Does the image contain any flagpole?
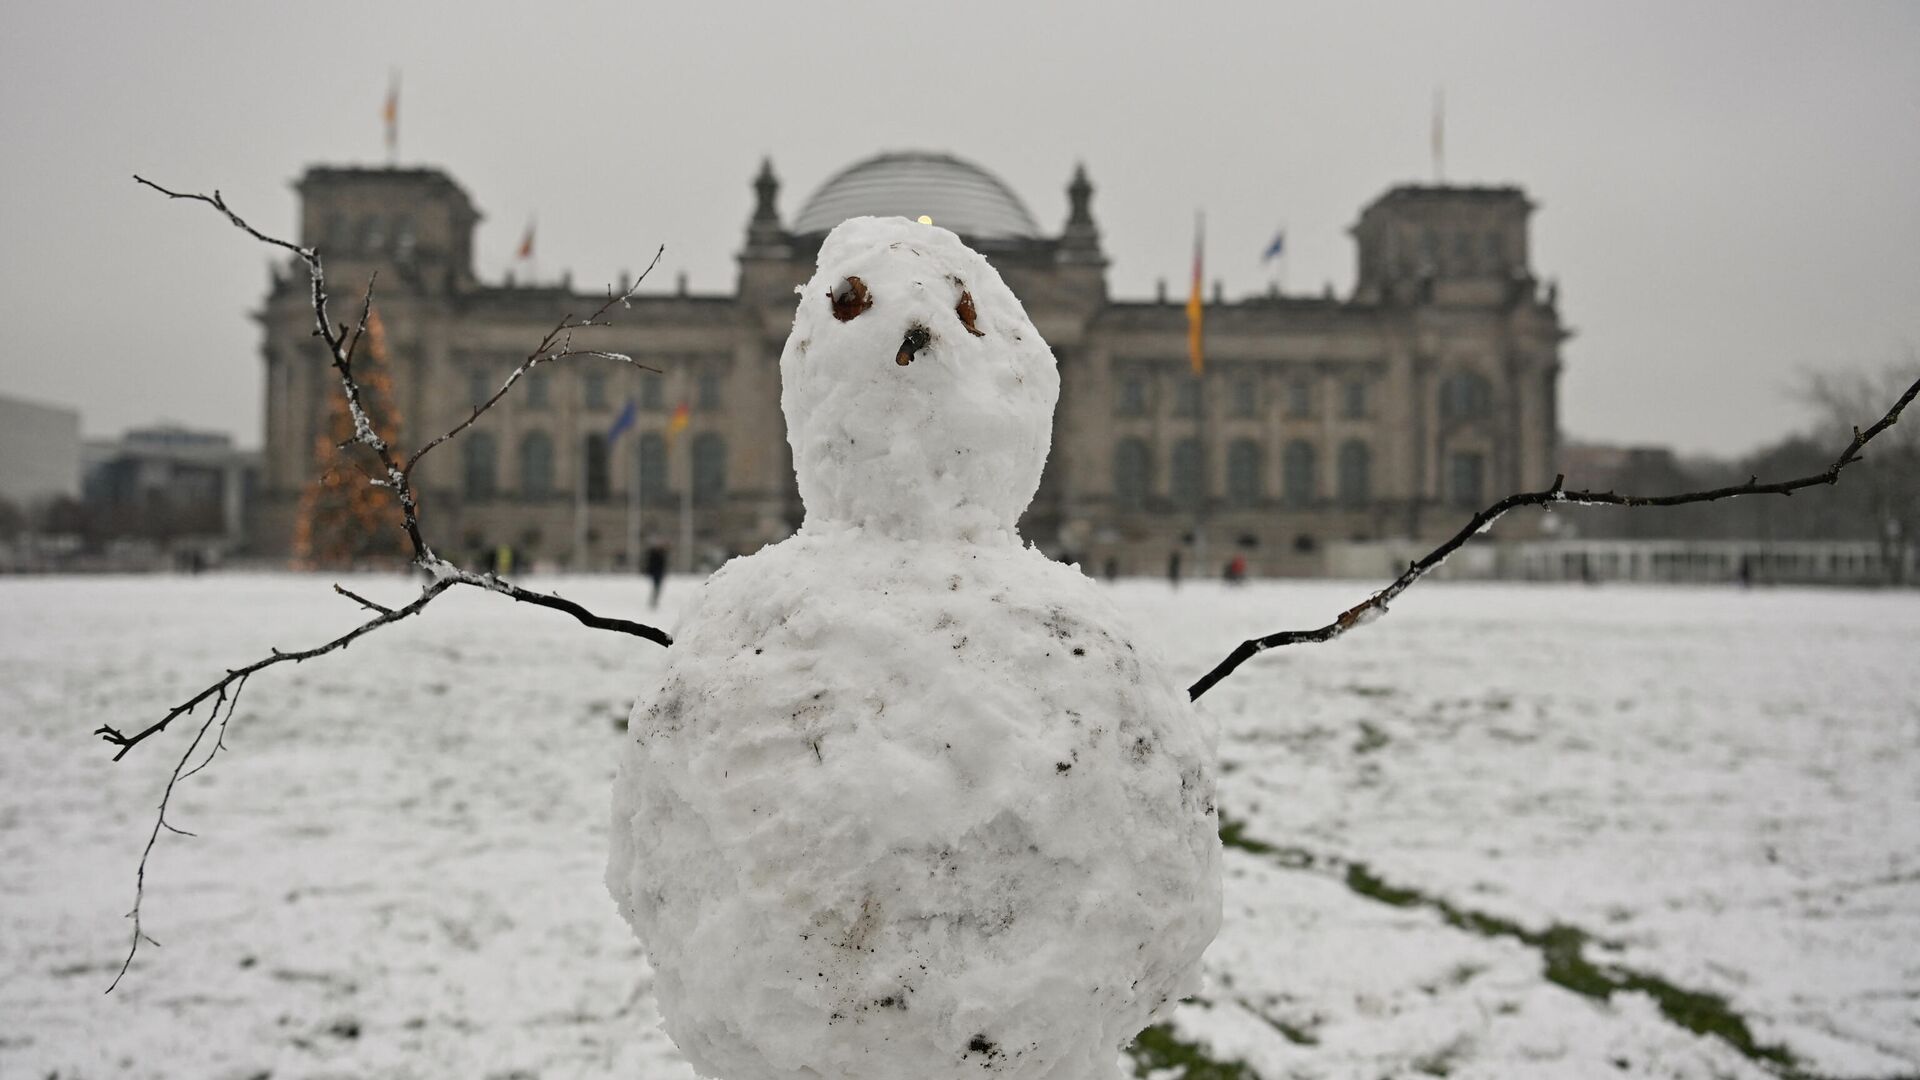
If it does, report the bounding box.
[1279,220,1288,294]
[574,440,588,571]
[628,437,642,572]
[680,452,694,575]
[1191,210,1209,581]
[383,72,399,166]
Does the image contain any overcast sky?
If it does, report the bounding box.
[2,1,1915,457]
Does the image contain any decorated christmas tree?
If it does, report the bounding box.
[293,308,410,568]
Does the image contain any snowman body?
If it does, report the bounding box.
[608,217,1221,1080]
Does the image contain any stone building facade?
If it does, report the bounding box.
[255,153,1566,574]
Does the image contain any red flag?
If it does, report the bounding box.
[516,220,535,261]
[382,74,399,158]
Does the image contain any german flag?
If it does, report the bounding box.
[1186,212,1205,376]
[667,401,691,445]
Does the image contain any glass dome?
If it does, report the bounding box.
[791,151,1041,240]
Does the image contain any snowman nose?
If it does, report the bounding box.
[895,324,931,367]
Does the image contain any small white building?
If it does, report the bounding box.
[84,425,259,546]
[0,394,82,510]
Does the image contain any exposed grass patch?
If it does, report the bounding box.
[1221,814,1802,1074]
[1217,815,1313,870]
[1250,1008,1320,1047]
[1127,1022,1256,1080]
[1352,721,1391,755]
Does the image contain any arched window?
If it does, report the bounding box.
[1226,439,1262,508]
[1439,372,1493,421]
[637,433,668,505]
[519,432,554,499]
[692,432,727,505]
[1282,440,1316,507]
[584,434,611,502]
[1171,438,1204,509]
[1113,438,1151,509]
[463,431,497,500]
[1337,440,1371,506]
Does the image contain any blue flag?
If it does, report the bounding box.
[1262,229,1286,263]
[607,398,637,444]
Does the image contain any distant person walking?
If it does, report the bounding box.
[645,542,670,610]
[1167,550,1182,590]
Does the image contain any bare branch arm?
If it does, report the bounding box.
[99,177,678,990]
[1187,372,1920,702]
[432,564,674,647]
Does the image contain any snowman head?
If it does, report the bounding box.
[781,216,1060,542]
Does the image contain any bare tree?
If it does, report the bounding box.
[1804,354,1920,584]
[97,175,1920,992]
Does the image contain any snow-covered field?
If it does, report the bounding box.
[2,574,1916,1079]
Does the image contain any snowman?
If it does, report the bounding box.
[607,216,1222,1080]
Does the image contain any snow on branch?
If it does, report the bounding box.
[97,177,675,991]
[1187,371,1920,702]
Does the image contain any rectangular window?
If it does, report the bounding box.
[1286,378,1313,419]
[640,374,665,411]
[698,371,722,409]
[1115,376,1148,417]
[1448,452,1485,507]
[584,372,608,410]
[468,368,492,407]
[1342,380,1366,419]
[1173,379,1202,418]
[1231,378,1257,418]
[525,371,550,409]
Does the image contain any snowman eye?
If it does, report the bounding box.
[955,290,985,337]
[829,276,872,322]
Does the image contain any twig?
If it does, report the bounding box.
[178,672,249,784]
[96,581,453,759]
[106,670,253,993]
[1187,372,1920,701]
[405,245,666,474]
[332,583,395,616]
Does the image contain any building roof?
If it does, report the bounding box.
[1361,183,1535,214]
[791,151,1042,240]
